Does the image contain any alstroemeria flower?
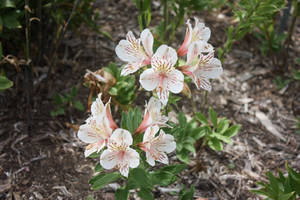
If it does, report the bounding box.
[115,29,153,76]
[100,129,140,177]
[177,17,211,56]
[139,126,176,166]
[181,42,223,91]
[78,115,113,157]
[135,97,169,134]
[90,93,118,130]
[139,45,184,105]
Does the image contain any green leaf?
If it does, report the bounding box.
[53,93,64,105]
[209,107,218,128]
[85,195,94,200]
[176,149,190,164]
[129,168,153,189]
[50,107,65,117]
[71,86,78,97]
[213,133,233,144]
[0,0,16,8]
[88,152,101,159]
[208,138,223,151]
[195,112,208,125]
[109,87,118,96]
[0,75,13,90]
[137,188,154,200]
[74,100,84,111]
[121,108,142,133]
[178,112,187,126]
[178,186,195,200]
[115,187,129,200]
[89,172,120,190]
[0,42,2,59]
[191,127,206,140]
[184,142,196,153]
[94,163,103,173]
[217,118,230,134]
[150,171,177,186]
[158,164,187,175]
[2,12,21,29]
[223,125,241,138]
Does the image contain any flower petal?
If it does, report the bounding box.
[100,149,119,169]
[199,58,223,79]
[119,163,130,177]
[152,45,178,67]
[126,148,140,168]
[115,39,140,63]
[143,125,159,143]
[193,76,212,91]
[187,42,200,65]
[140,68,159,91]
[193,17,211,42]
[109,128,133,147]
[146,152,155,166]
[141,28,153,57]
[166,69,184,94]
[156,86,169,106]
[78,123,100,143]
[121,63,142,76]
[91,93,105,116]
[177,19,193,56]
[84,141,105,157]
[157,130,176,153]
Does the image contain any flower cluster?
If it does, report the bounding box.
[78,94,176,177]
[116,17,223,105]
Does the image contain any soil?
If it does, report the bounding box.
[1,0,300,200]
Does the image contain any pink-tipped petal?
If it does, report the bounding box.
[153,45,178,67]
[177,19,193,56]
[187,42,200,65]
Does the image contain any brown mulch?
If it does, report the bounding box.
[1,0,300,199]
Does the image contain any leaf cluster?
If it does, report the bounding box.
[104,63,136,108]
[51,86,84,116]
[252,163,300,200]
[166,107,241,164]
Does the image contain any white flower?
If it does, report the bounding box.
[100,129,140,177]
[135,97,169,133]
[78,115,112,157]
[115,29,153,76]
[139,126,176,166]
[90,93,118,130]
[139,45,184,105]
[177,17,211,56]
[181,42,223,91]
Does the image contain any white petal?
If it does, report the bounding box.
[166,69,184,94]
[196,41,214,53]
[146,152,155,166]
[119,163,129,177]
[121,63,142,76]
[95,115,112,139]
[187,42,200,65]
[139,68,159,91]
[141,29,153,57]
[91,93,105,116]
[100,149,119,169]
[156,86,169,106]
[109,128,133,147]
[160,131,176,153]
[152,45,178,67]
[194,18,211,42]
[84,142,105,157]
[143,125,159,143]
[156,152,169,164]
[78,123,99,143]
[194,76,212,91]
[115,40,139,63]
[199,58,223,79]
[147,97,161,116]
[125,148,140,168]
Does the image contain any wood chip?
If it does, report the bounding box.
[255,111,286,141]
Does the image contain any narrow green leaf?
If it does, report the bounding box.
[184,142,196,153]
[213,133,233,145]
[208,138,223,151]
[137,188,154,200]
[195,112,208,125]
[150,171,177,186]
[94,163,103,173]
[2,12,21,29]
[0,0,16,8]
[223,125,241,138]
[74,100,84,111]
[129,168,153,189]
[217,118,230,134]
[209,107,218,128]
[115,187,129,200]
[0,75,13,90]
[90,172,120,190]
